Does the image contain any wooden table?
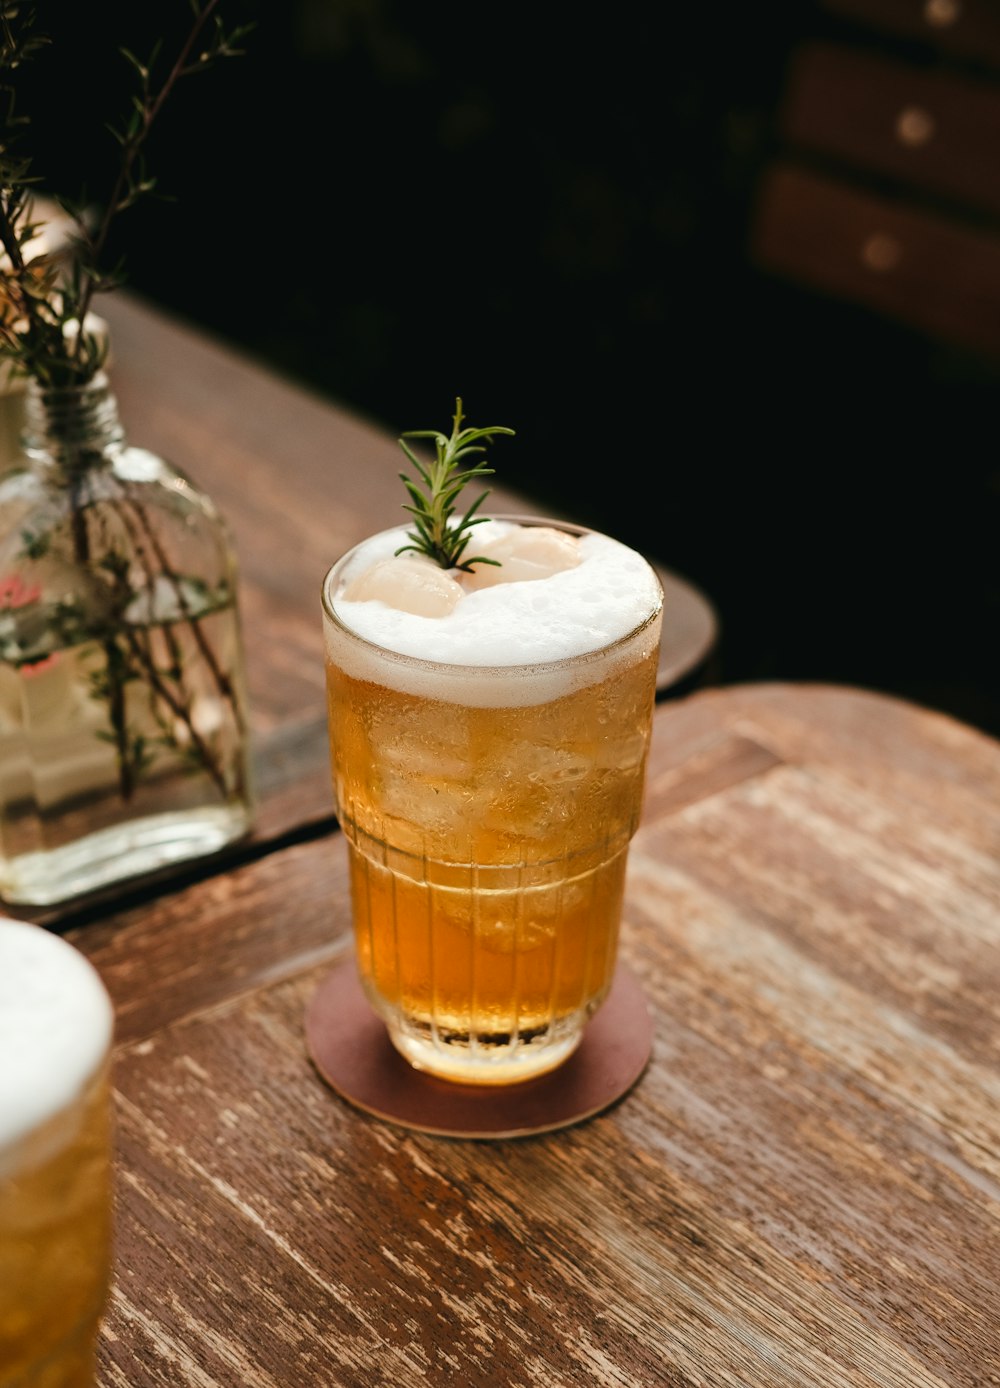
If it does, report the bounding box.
[9,295,1000,1385]
[67,680,1000,1387]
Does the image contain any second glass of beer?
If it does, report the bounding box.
[322,516,663,1085]
[0,916,115,1387]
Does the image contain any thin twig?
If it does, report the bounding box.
[121,484,246,736]
[119,624,228,799]
[74,1,224,338]
[105,488,235,799]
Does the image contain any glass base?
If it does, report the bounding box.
[385,1011,588,1086]
[0,803,251,906]
[308,959,654,1135]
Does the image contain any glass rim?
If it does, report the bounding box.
[321,513,664,678]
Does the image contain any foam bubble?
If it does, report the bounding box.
[329,520,661,665]
[0,917,113,1155]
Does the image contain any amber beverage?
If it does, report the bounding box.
[0,917,114,1386]
[322,517,662,1084]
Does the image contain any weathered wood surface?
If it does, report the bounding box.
[71,682,1000,1387]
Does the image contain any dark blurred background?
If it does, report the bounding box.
[22,0,1000,735]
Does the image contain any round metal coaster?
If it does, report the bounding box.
[304,959,654,1140]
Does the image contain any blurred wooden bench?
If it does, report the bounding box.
[752,0,1000,357]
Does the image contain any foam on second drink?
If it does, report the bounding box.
[0,917,113,1171]
[327,520,662,705]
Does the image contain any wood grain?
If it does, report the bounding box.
[68,682,1000,1387]
[781,42,1000,219]
[752,162,1000,358]
[819,0,1000,72]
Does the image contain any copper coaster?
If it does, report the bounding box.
[305,959,654,1140]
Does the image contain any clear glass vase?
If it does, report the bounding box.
[0,370,253,905]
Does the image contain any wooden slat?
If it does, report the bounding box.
[649,681,1000,809]
[781,42,1000,219]
[751,161,1000,356]
[820,0,1000,71]
[65,682,1000,1386]
[68,834,353,1047]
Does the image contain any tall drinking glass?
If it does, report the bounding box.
[322,516,662,1085]
[0,916,114,1386]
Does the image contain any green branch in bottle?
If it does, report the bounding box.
[0,1,253,386]
[395,397,515,571]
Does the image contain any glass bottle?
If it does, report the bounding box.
[0,368,253,904]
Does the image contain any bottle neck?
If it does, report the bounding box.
[22,372,126,478]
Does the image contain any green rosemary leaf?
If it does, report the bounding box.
[397,444,434,487]
[399,478,430,510]
[394,398,514,570]
[455,490,491,526]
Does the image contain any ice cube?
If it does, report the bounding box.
[474,910,556,954]
[461,526,581,590]
[343,554,464,617]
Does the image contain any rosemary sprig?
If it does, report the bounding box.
[396,397,515,571]
[0,1,253,387]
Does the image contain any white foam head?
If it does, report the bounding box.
[0,917,114,1155]
[323,518,663,705]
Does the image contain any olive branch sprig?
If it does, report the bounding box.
[395,397,515,571]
